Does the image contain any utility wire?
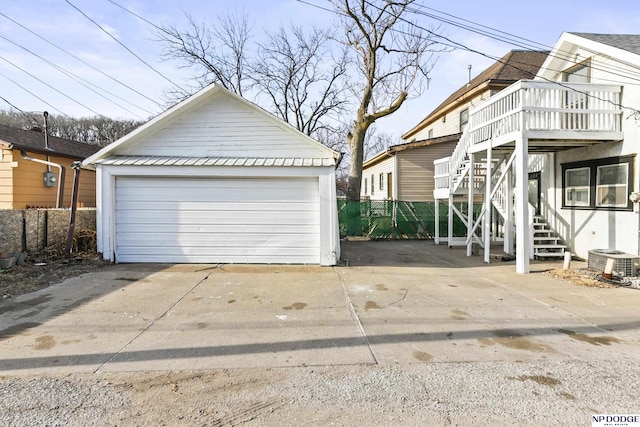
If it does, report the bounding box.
[0,12,164,110]
[64,0,182,90]
[0,94,44,127]
[407,2,640,82]
[361,0,640,114]
[0,55,102,116]
[297,0,639,115]
[0,32,149,119]
[0,69,70,117]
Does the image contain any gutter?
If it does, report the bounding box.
[20,150,66,208]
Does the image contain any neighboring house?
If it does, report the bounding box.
[82,84,341,266]
[0,124,99,209]
[361,50,548,202]
[434,32,640,273]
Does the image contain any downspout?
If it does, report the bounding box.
[20,151,65,208]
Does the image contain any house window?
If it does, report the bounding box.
[596,163,629,207]
[428,129,434,139]
[364,178,368,196]
[460,108,469,132]
[562,156,634,210]
[371,174,374,195]
[564,167,590,207]
[379,173,384,190]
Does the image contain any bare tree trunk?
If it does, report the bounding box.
[346,122,367,200]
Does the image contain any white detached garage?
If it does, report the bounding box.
[82,84,341,265]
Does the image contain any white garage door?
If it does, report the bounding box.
[114,177,320,263]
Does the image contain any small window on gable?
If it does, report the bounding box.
[562,59,591,83]
[428,129,434,139]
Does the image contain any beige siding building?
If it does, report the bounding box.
[0,125,99,209]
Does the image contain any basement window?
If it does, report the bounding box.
[562,155,634,210]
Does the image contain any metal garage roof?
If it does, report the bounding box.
[95,155,336,167]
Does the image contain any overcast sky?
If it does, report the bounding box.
[1,0,639,140]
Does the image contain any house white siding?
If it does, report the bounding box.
[536,34,640,259]
[361,156,394,200]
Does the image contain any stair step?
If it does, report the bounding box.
[533,237,560,242]
[534,244,567,250]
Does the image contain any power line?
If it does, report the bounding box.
[407,2,640,82]
[64,0,182,90]
[361,0,640,114]
[0,12,165,110]
[0,55,102,116]
[0,31,150,119]
[0,94,44,127]
[0,69,70,117]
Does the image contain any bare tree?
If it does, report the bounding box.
[157,13,349,138]
[331,0,438,200]
[156,10,252,99]
[251,25,349,136]
[0,109,142,145]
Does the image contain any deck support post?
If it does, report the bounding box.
[435,197,440,245]
[447,194,453,247]
[515,135,530,273]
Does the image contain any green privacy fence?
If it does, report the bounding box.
[337,200,481,240]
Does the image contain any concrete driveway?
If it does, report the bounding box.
[1,241,639,375]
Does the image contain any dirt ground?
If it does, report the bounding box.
[0,252,111,299]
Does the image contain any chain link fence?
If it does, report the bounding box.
[338,200,481,240]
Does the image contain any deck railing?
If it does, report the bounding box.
[434,80,623,197]
[468,80,622,146]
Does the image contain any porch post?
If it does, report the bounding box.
[467,152,474,256]
[504,160,514,255]
[515,136,530,273]
[483,146,492,263]
[434,197,440,245]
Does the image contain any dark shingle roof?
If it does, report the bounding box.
[0,124,100,158]
[403,50,549,139]
[569,33,640,56]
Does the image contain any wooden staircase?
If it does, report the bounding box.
[532,216,567,258]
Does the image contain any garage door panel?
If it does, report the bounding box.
[116,201,319,212]
[117,232,320,247]
[116,223,319,234]
[115,177,320,264]
[115,211,319,226]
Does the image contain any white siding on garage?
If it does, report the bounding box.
[114,176,320,264]
[117,92,329,159]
